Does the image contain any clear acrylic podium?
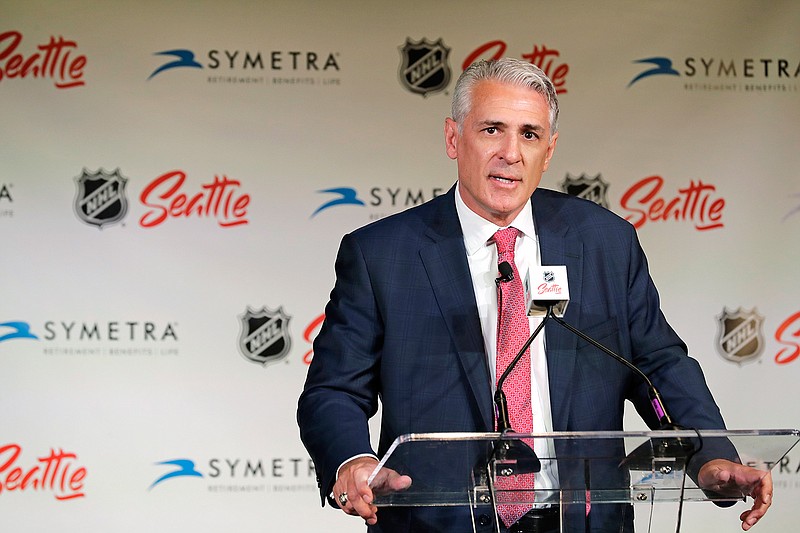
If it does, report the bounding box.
[368,429,799,532]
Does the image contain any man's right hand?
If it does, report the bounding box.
[333,456,412,526]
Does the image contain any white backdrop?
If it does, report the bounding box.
[1,1,798,531]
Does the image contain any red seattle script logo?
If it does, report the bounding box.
[620,175,725,231]
[775,311,800,365]
[462,40,568,94]
[0,444,87,500]
[537,283,562,296]
[0,31,86,89]
[139,171,250,228]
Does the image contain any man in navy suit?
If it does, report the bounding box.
[297,58,772,532]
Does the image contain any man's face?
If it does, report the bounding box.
[445,80,558,227]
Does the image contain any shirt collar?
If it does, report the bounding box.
[455,182,536,256]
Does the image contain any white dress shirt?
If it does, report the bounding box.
[455,183,559,493]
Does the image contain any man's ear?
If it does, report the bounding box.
[542,131,558,171]
[444,118,459,160]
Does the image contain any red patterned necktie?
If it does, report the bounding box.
[493,227,535,527]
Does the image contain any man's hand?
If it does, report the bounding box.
[333,457,412,526]
[698,459,773,531]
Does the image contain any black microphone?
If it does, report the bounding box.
[544,310,696,465]
[497,261,514,283]
[495,316,549,435]
[490,289,547,476]
[548,312,675,429]
[509,265,680,433]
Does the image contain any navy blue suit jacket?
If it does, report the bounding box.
[298,186,726,532]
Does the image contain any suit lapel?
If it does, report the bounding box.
[532,191,583,431]
[419,189,494,430]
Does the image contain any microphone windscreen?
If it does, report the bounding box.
[498,261,514,282]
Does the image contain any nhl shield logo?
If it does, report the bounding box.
[715,307,765,364]
[559,173,610,208]
[238,306,292,366]
[398,38,451,96]
[74,168,129,228]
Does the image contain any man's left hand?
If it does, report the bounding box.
[698,459,773,531]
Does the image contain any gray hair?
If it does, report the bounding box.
[451,58,560,136]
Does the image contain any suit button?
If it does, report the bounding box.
[478,514,491,526]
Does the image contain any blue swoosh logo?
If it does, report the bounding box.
[148,50,203,80]
[628,57,680,87]
[149,459,203,490]
[0,322,39,343]
[311,187,365,218]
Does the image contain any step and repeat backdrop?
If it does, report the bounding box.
[1,1,798,531]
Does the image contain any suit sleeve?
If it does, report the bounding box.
[622,224,725,432]
[297,232,383,504]
[621,224,739,493]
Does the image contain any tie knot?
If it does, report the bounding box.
[493,227,519,255]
